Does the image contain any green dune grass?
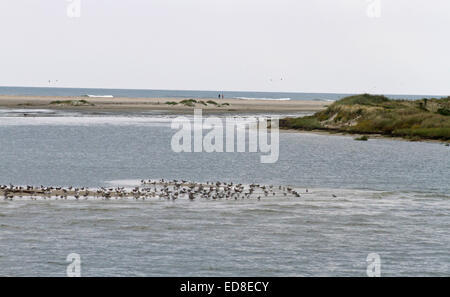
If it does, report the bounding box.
[280,94,450,141]
[49,100,94,106]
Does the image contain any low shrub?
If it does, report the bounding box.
[354,135,369,141]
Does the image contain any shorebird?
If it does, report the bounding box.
[0,180,313,201]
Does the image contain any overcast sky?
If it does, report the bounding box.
[0,0,449,95]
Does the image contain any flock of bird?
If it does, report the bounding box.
[0,179,307,201]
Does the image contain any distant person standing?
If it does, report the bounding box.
[218,94,221,99]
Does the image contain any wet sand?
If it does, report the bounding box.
[0,95,328,113]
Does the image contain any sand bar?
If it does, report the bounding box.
[0,179,302,200]
[0,95,328,113]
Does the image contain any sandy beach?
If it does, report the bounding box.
[0,95,328,113]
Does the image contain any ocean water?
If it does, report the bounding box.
[0,86,443,101]
[0,109,449,276]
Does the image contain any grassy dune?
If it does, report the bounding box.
[280,94,450,141]
[49,99,94,106]
[165,99,230,107]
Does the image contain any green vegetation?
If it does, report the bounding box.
[50,100,94,106]
[354,135,369,141]
[164,99,230,108]
[280,94,450,141]
[180,99,198,107]
[334,94,390,106]
[206,100,219,106]
[437,108,450,116]
[280,116,322,130]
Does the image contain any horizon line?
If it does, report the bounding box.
[0,85,448,98]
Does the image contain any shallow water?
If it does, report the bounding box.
[1,190,449,277]
[0,110,448,193]
[0,111,449,276]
